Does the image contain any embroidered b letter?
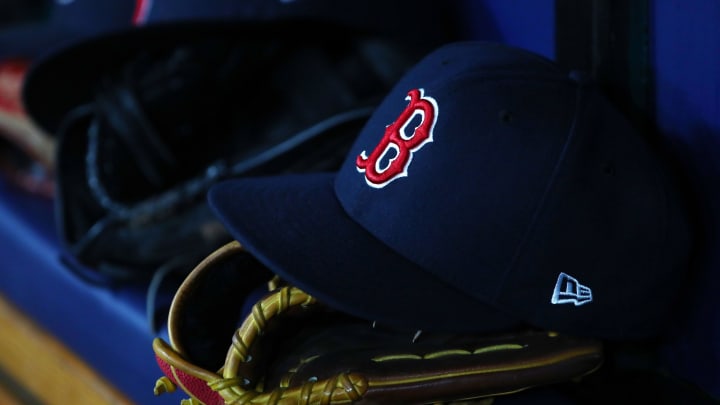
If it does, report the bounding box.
[356,88,438,188]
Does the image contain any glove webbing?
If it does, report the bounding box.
[157,285,370,405]
[155,284,601,405]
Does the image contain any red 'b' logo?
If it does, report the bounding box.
[356,88,438,188]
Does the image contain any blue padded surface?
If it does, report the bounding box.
[0,178,180,404]
[456,0,555,59]
[652,0,720,398]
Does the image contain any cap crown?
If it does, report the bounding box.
[335,41,691,338]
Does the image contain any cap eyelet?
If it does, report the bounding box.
[499,110,513,124]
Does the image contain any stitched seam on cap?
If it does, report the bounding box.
[495,81,587,301]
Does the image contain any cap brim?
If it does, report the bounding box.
[208,173,521,333]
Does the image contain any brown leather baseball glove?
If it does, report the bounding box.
[152,241,604,404]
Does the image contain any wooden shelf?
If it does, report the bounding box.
[0,293,134,405]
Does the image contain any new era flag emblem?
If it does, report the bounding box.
[551,273,592,306]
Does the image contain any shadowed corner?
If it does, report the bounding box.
[0,0,51,29]
[654,118,720,400]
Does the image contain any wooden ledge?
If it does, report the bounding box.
[0,293,134,405]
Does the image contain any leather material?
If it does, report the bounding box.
[153,241,604,405]
[42,21,421,280]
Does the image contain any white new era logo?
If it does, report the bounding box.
[551,273,593,306]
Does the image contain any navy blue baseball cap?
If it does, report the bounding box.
[208,41,694,340]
